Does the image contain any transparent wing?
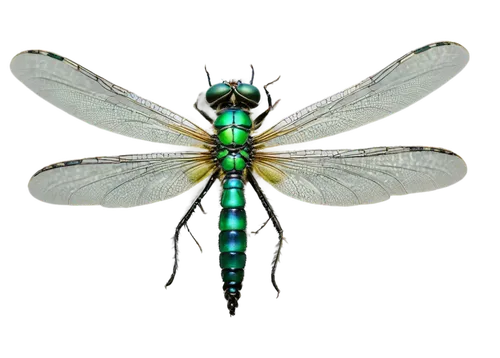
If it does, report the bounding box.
[254,42,469,148]
[253,147,466,206]
[11,50,213,147]
[29,152,215,208]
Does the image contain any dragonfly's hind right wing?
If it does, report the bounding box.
[29,151,215,208]
[253,146,466,206]
[11,50,213,147]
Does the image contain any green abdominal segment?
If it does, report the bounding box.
[215,108,252,315]
[218,177,247,308]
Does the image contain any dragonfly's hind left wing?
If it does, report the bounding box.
[11,50,213,147]
[254,42,468,148]
[253,147,466,206]
[29,152,215,208]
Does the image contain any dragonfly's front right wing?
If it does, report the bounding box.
[253,147,466,206]
[29,152,215,208]
[254,42,468,148]
[11,50,213,147]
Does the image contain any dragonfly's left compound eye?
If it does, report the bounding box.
[236,84,260,104]
[206,83,231,105]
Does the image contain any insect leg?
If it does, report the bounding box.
[163,229,182,288]
[246,170,284,297]
[252,217,270,239]
[254,92,283,130]
[163,179,214,288]
[184,180,214,255]
[194,101,215,123]
[184,223,205,256]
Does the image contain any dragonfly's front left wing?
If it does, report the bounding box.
[253,147,466,206]
[29,152,215,208]
[254,42,468,148]
[11,50,213,147]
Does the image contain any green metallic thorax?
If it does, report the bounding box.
[214,108,253,302]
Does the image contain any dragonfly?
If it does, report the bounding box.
[11,41,468,316]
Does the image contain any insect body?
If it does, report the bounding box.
[11,41,469,315]
[191,77,273,313]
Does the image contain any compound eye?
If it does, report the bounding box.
[206,83,231,104]
[236,83,261,103]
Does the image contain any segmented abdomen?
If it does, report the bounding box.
[219,175,247,315]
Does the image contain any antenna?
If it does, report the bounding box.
[201,64,214,88]
[248,64,258,85]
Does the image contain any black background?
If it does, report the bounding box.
[0,29,478,320]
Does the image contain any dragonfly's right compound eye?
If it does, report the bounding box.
[206,83,231,106]
[235,83,260,108]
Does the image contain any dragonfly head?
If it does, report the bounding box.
[205,78,262,109]
[205,80,261,112]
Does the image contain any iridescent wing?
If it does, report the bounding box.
[253,147,466,206]
[29,152,215,208]
[11,50,213,147]
[254,42,468,148]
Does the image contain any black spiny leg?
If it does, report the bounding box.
[251,217,270,239]
[163,179,214,288]
[163,229,182,288]
[247,171,284,297]
[254,96,282,131]
[184,223,205,256]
